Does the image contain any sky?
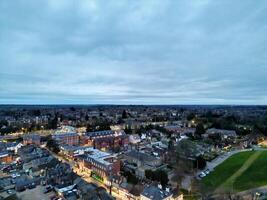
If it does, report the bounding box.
[0,0,267,105]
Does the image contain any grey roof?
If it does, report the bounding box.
[52,132,79,139]
[141,186,172,200]
[125,150,159,162]
[23,134,40,140]
[206,128,237,136]
[86,130,114,138]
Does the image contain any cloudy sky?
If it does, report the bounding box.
[0,0,267,105]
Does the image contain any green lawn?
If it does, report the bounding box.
[202,151,255,190]
[202,150,267,192]
[234,151,267,191]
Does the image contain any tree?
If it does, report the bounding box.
[195,123,205,136]
[122,110,127,119]
[48,114,58,129]
[187,113,195,121]
[70,107,76,112]
[33,109,41,116]
[46,136,60,154]
[145,170,154,180]
[124,127,132,134]
[124,171,138,184]
[156,170,169,187]
[168,139,174,150]
[145,170,169,188]
[194,156,206,170]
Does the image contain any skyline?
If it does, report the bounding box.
[1,0,267,105]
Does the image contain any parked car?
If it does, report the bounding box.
[7,189,13,194]
[204,169,210,175]
[28,183,36,189]
[199,172,206,178]
[44,185,53,193]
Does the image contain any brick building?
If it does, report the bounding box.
[52,132,79,146]
[23,134,41,146]
[81,130,129,151]
[77,147,121,185]
[0,151,14,163]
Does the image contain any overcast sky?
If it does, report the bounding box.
[0,0,267,105]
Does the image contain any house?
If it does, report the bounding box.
[0,141,23,153]
[123,150,163,178]
[205,128,237,140]
[76,147,121,185]
[113,182,143,200]
[74,177,114,200]
[124,150,162,168]
[52,132,80,146]
[0,151,14,163]
[140,185,172,200]
[93,134,129,152]
[18,145,49,163]
[129,134,141,144]
[23,134,41,146]
[82,130,126,144]
[46,163,76,186]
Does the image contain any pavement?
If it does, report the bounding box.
[236,186,267,200]
[200,147,267,199]
[203,146,267,175]
[45,148,123,199]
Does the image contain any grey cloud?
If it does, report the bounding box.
[0,0,267,104]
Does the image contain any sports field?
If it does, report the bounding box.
[202,150,267,192]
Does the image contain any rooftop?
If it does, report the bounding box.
[79,147,116,167]
[141,186,172,200]
[125,150,160,163]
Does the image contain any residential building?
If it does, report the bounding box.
[140,185,172,200]
[81,130,128,151]
[23,134,41,146]
[0,151,14,163]
[52,132,79,146]
[77,147,121,185]
[205,128,237,139]
[129,134,141,144]
[123,150,163,178]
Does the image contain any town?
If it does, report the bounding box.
[0,105,267,200]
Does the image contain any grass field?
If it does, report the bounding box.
[234,151,267,191]
[202,150,267,192]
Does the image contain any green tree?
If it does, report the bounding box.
[145,170,154,180]
[194,156,206,170]
[195,123,205,136]
[156,170,169,187]
[122,110,128,119]
[46,136,60,154]
[187,113,195,121]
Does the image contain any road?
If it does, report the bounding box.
[236,185,267,200]
[45,148,123,199]
[198,147,267,177]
